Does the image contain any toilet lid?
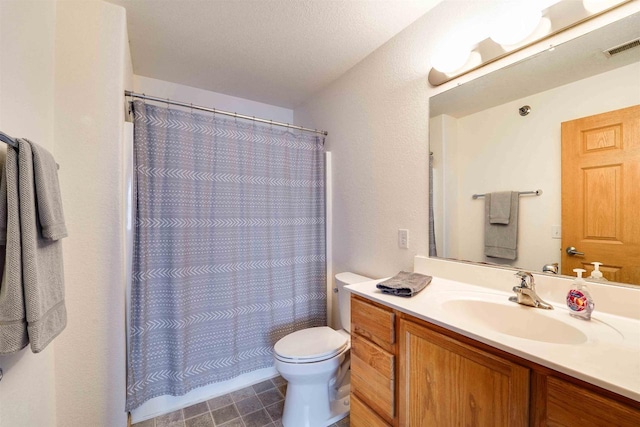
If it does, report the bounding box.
[274,326,348,363]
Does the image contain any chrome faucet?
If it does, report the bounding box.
[509,271,553,310]
[542,263,559,274]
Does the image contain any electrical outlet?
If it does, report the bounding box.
[551,225,561,239]
[398,229,409,249]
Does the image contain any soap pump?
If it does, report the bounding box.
[588,262,608,281]
[566,268,594,320]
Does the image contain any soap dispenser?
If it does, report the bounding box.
[588,262,608,281]
[566,268,594,320]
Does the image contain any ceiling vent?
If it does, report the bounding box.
[603,38,640,57]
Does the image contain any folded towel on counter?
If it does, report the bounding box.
[484,192,519,260]
[376,271,432,297]
[489,191,512,224]
[0,139,67,354]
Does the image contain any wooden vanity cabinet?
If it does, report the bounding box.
[398,318,530,426]
[350,296,397,426]
[351,394,391,427]
[350,294,640,427]
[531,375,640,426]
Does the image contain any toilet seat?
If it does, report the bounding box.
[274,326,349,363]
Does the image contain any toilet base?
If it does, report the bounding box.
[325,373,350,426]
[281,372,351,427]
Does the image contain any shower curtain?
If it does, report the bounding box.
[429,152,437,257]
[126,101,326,410]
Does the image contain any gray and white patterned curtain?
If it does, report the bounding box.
[126,101,326,410]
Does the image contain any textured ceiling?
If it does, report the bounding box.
[106,0,442,108]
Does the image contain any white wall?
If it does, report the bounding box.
[434,62,640,272]
[293,0,640,327]
[0,2,58,426]
[0,2,133,425]
[53,1,131,426]
[133,75,294,123]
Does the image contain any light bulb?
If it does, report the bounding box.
[431,44,472,74]
[500,17,552,51]
[445,51,482,78]
[490,4,542,46]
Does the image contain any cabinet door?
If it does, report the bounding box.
[539,376,640,426]
[399,319,530,427]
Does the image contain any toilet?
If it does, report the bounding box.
[273,272,372,427]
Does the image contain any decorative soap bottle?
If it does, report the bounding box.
[588,262,608,281]
[566,268,594,320]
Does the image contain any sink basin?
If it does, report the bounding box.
[442,299,588,345]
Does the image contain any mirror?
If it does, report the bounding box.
[429,12,640,286]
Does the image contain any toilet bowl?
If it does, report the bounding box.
[273,272,372,427]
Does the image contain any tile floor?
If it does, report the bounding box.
[132,376,350,427]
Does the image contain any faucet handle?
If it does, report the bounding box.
[515,271,534,288]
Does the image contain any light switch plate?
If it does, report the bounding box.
[398,229,409,248]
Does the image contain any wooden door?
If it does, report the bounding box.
[561,105,640,284]
[398,319,529,427]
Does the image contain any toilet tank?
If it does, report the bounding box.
[335,272,373,333]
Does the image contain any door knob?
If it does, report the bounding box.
[566,246,585,256]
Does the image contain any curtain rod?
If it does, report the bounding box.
[124,90,328,136]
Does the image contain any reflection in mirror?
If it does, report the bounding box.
[429,12,640,286]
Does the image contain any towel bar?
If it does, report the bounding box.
[0,132,60,169]
[472,189,542,200]
[0,131,18,148]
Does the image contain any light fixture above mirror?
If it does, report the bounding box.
[428,0,630,86]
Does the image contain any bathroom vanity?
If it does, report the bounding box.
[347,276,640,427]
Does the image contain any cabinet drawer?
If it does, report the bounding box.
[352,343,395,420]
[351,296,395,350]
[546,377,640,426]
[350,394,391,427]
[351,334,394,380]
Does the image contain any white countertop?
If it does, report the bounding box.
[346,276,640,402]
